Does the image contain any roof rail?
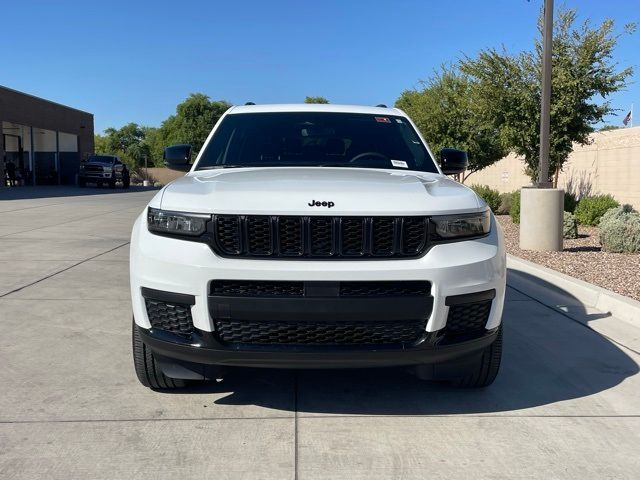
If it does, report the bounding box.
[376,104,387,108]
[245,102,256,105]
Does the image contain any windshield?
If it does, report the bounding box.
[87,155,114,164]
[195,112,438,172]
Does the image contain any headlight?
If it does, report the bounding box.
[147,207,209,237]
[103,166,113,172]
[430,209,491,240]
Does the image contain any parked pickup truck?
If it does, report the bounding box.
[78,155,130,188]
[130,104,506,390]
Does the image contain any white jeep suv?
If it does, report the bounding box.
[130,104,506,389]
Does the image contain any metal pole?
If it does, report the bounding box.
[537,0,554,188]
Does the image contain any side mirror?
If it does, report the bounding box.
[164,144,192,171]
[439,148,468,175]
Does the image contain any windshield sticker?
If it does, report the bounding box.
[375,117,391,123]
[395,118,403,124]
[391,160,408,168]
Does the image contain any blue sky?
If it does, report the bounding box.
[2,0,638,133]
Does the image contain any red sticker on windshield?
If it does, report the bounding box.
[375,117,391,123]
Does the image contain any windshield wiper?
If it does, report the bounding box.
[198,165,249,170]
[199,163,321,170]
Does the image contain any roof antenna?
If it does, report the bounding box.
[245,102,256,105]
[376,104,387,108]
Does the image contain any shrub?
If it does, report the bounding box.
[598,205,640,253]
[575,194,620,226]
[470,184,501,213]
[563,211,578,239]
[564,191,577,213]
[510,190,521,224]
[497,192,512,215]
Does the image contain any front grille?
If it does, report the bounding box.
[212,215,429,259]
[145,299,194,336]
[445,300,492,337]
[83,164,103,172]
[214,319,427,345]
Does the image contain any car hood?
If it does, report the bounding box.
[159,167,483,216]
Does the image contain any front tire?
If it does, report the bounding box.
[132,320,186,389]
[451,324,503,388]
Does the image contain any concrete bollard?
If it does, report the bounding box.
[519,187,564,251]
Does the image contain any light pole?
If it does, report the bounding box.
[519,0,564,252]
[537,0,554,188]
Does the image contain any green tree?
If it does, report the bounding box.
[94,134,109,155]
[461,9,634,185]
[141,126,164,167]
[396,68,507,182]
[304,96,330,104]
[157,93,231,160]
[94,123,150,169]
[599,125,621,131]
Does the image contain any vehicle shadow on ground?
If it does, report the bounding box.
[169,273,638,415]
[0,185,158,200]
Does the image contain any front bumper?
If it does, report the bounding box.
[130,211,506,369]
[138,323,500,370]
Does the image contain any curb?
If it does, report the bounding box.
[507,254,640,327]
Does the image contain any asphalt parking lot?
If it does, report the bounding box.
[1,186,639,479]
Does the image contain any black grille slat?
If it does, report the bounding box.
[213,215,429,259]
[246,216,272,255]
[402,218,427,254]
[340,217,365,256]
[309,217,334,256]
[215,216,241,254]
[214,319,427,345]
[445,300,492,336]
[371,217,395,256]
[278,217,304,256]
[145,299,194,336]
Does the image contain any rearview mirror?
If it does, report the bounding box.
[164,144,192,171]
[439,148,468,175]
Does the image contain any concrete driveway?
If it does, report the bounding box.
[1,186,639,479]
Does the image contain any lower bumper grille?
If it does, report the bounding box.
[144,293,195,336]
[214,319,428,345]
[444,299,492,338]
[211,280,304,297]
[210,280,432,346]
[210,280,430,297]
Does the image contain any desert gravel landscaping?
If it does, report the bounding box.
[498,215,640,301]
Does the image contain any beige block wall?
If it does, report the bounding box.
[467,126,640,208]
[144,167,186,185]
